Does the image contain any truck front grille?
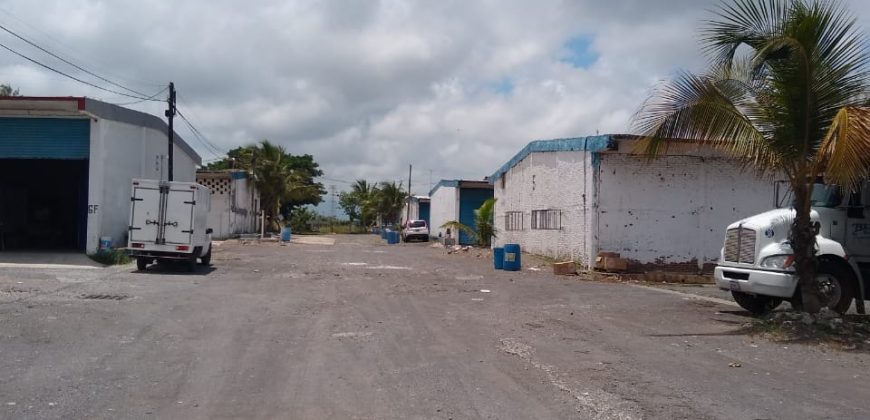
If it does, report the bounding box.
[724,227,756,264]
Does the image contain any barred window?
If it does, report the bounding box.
[505,211,524,231]
[531,209,561,230]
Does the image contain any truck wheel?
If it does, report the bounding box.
[815,262,855,314]
[731,291,782,315]
[200,243,212,266]
[136,257,148,271]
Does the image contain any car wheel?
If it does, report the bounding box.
[200,242,212,266]
[136,257,148,271]
[731,291,783,315]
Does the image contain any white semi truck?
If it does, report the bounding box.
[715,181,870,315]
[127,179,213,272]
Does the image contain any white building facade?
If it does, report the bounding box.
[429,180,493,245]
[491,135,776,272]
[196,170,260,239]
[0,97,200,254]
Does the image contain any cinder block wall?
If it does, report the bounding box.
[597,154,775,271]
[493,150,595,266]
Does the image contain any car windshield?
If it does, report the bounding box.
[810,183,843,208]
[409,221,426,228]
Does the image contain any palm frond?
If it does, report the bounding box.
[817,106,870,190]
[440,220,478,242]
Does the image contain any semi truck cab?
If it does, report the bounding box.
[714,182,870,314]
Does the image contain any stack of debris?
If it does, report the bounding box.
[595,251,628,273]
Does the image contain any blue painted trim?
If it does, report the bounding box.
[428,179,459,197]
[489,134,615,182]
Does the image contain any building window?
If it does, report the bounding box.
[505,211,523,231]
[531,209,561,230]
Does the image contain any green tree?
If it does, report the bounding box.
[205,142,326,230]
[0,84,19,96]
[474,198,497,247]
[440,198,497,247]
[634,0,870,313]
[375,181,406,226]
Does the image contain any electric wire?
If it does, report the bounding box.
[109,85,169,106]
[0,22,154,98]
[0,39,153,100]
[176,108,227,161]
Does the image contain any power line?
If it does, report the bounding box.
[0,39,153,100]
[176,108,227,161]
[110,85,169,106]
[0,6,162,89]
[0,22,153,98]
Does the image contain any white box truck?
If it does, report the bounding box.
[714,181,870,315]
[127,179,213,271]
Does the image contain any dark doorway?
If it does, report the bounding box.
[0,159,88,251]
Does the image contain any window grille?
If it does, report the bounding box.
[505,211,523,231]
[531,209,561,230]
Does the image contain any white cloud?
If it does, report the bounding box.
[1,0,868,201]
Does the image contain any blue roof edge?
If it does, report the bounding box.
[488,134,616,183]
[429,179,459,197]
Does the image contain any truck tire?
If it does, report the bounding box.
[200,242,212,266]
[136,257,148,271]
[731,291,782,315]
[809,261,855,314]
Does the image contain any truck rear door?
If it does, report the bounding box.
[130,185,161,242]
[163,187,195,245]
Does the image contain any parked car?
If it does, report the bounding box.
[402,220,429,242]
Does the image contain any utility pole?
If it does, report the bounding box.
[406,164,412,225]
[330,185,337,233]
[165,82,176,182]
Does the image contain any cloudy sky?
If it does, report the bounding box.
[2,0,869,204]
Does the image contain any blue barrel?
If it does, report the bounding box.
[503,243,521,271]
[382,228,389,240]
[388,231,399,244]
[493,247,504,269]
[281,227,292,242]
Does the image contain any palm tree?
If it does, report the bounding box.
[252,140,292,230]
[376,181,406,226]
[351,179,377,227]
[634,0,870,313]
[475,198,497,247]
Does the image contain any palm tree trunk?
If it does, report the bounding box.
[791,181,822,313]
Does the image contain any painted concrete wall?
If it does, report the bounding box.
[493,146,777,271]
[596,153,775,270]
[494,150,596,266]
[429,186,457,239]
[87,118,198,253]
[197,175,260,239]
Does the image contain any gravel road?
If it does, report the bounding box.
[0,234,867,419]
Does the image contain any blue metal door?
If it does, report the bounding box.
[458,188,494,245]
[419,202,430,228]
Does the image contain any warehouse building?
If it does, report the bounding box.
[490,134,776,272]
[196,170,261,239]
[429,180,493,245]
[0,97,200,254]
[401,195,430,228]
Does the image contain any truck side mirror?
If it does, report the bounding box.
[812,221,821,235]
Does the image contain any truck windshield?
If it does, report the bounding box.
[811,184,843,208]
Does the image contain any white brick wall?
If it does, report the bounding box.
[494,146,777,271]
[429,185,457,239]
[494,151,596,266]
[597,153,774,270]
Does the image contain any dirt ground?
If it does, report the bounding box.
[0,234,868,419]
